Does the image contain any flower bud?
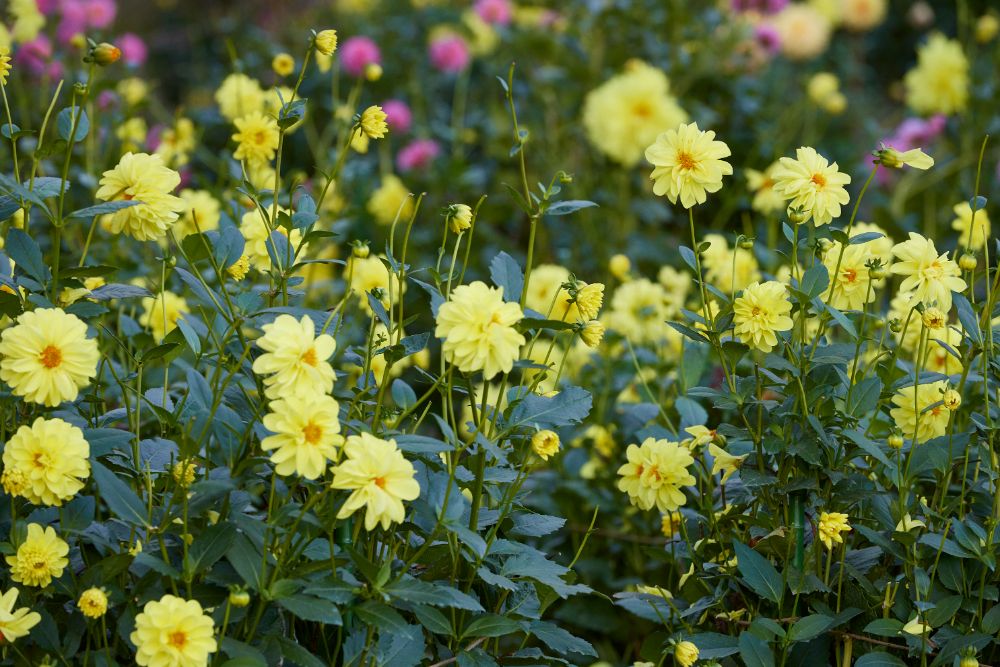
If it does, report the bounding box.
[787,205,810,225]
[91,42,121,66]
[609,254,631,281]
[352,241,370,259]
[921,308,946,330]
[446,204,473,234]
[976,14,999,43]
[889,318,902,333]
[229,590,251,608]
[738,237,755,250]
[959,253,978,271]
[365,63,383,81]
[358,105,388,140]
[531,429,560,461]
[869,265,888,281]
[942,390,961,411]
[888,433,904,449]
[314,29,338,56]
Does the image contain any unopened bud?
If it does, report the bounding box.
[91,42,121,66]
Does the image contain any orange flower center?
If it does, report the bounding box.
[373,476,387,489]
[676,151,697,170]
[301,348,318,367]
[168,631,187,649]
[810,172,827,188]
[632,101,653,118]
[925,262,944,279]
[843,268,857,283]
[253,130,267,145]
[302,422,322,444]
[750,306,761,317]
[39,345,62,369]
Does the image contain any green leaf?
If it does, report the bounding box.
[6,228,50,283]
[277,595,342,625]
[460,614,523,640]
[787,614,834,642]
[226,533,263,590]
[691,632,740,659]
[69,200,141,219]
[527,620,596,656]
[413,604,453,636]
[57,106,89,142]
[489,252,523,303]
[508,385,592,428]
[91,461,148,526]
[355,601,416,638]
[734,542,783,604]
[862,619,902,637]
[981,604,1000,634]
[383,576,483,611]
[738,631,775,667]
[799,264,829,298]
[272,637,327,667]
[187,523,237,574]
[853,652,907,667]
[545,199,598,216]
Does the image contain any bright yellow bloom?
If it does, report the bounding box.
[0,308,99,407]
[252,314,336,400]
[96,152,184,241]
[902,617,931,636]
[895,514,926,532]
[617,437,696,513]
[581,319,605,348]
[674,641,699,667]
[359,105,388,139]
[314,29,338,55]
[890,233,966,310]
[772,146,851,226]
[173,189,221,239]
[435,281,525,379]
[951,202,991,250]
[772,4,831,60]
[262,394,343,480]
[367,174,414,225]
[131,595,217,667]
[140,291,189,343]
[227,255,251,281]
[661,512,683,538]
[701,233,761,294]
[877,146,934,170]
[172,461,197,487]
[7,524,68,587]
[583,60,687,167]
[746,162,787,215]
[709,443,747,483]
[2,417,89,506]
[78,587,108,619]
[817,511,851,550]
[271,52,295,77]
[646,122,733,208]
[0,588,40,642]
[239,207,303,271]
[215,73,265,121]
[733,281,794,352]
[232,112,279,165]
[531,430,561,461]
[904,34,969,116]
[447,203,473,233]
[604,278,676,346]
[823,244,876,311]
[890,381,951,443]
[331,432,420,531]
[0,50,10,86]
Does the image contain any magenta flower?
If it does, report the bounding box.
[474,0,512,26]
[382,100,413,135]
[396,139,441,173]
[83,0,117,28]
[732,0,788,13]
[428,35,471,74]
[118,33,148,66]
[341,36,381,78]
[16,36,54,77]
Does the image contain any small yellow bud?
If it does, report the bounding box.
[888,433,904,449]
[531,429,560,461]
[921,308,946,330]
[365,63,383,81]
[787,206,810,224]
[272,53,295,77]
[447,204,473,234]
[942,390,961,411]
[352,241,370,259]
[78,587,109,619]
[314,29,339,56]
[959,253,978,271]
[229,590,251,608]
[359,105,388,140]
[976,14,999,43]
[609,254,631,281]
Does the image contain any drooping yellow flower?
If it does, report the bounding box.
[877,146,934,170]
[239,207,303,271]
[771,146,851,226]
[173,189,221,239]
[139,291,190,343]
[582,60,688,167]
[674,641,700,667]
[131,595,217,667]
[172,461,197,487]
[227,255,251,281]
[531,430,561,461]
[890,380,951,443]
[617,437,696,513]
[701,233,761,294]
[367,174,414,225]
[951,202,992,250]
[96,152,184,242]
[904,34,969,116]
[252,314,336,400]
[732,281,794,352]
[646,122,733,208]
[0,588,40,642]
[2,417,89,506]
[78,587,108,619]
[902,617,931,636]
[435,281,525,379]
[359,105,388,139]
[7,524,68,587]
[215,73,266,121]
[890,233,966,311]
[232,112,280,165]
[0,308,99,407]
[684,425,717,449]
[895,514,926,532]
[0,50,10,86]
[580,320,605,348]
[708,443,747,483]
[330,432,420,531]
[314,29,338,55]
[261,394,343,480]
[746,162,787,215]
[822,243,876,311]
[817,511,851,550]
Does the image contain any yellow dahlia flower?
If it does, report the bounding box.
[252,314,336,400]
[96,152,184,241]
[823,243,876,311]
[951,201,991,251]
[733,281,794,352]
[3,417,89,506]
[674,641,700,667]
[617,437,696,512]
[0,308,99,407]
[131,595,217,667]
[435,281,525,379]
[890,233,966,311]
[746,162,787,215]
[78,587,108,619]
[173,189,221,239]
[261,394,343,480]
[271,52,295,77]
[232,111,280,165]
[7,524,68,587]
[239,207,303,271]
[890,380,951,443]
[772,146,851,226]
[817,511,851,550]
[314,29,338,56]
[581,320,605,348]
[708,443,747,484]
[0,588,40,642]
[139,291,189,343]
[367,174,414,225]
[904,34,969,116]
[359,105,388,139]
[604,278,676,346]
[531,430,561,461]
[331,432,420,531]
[582,60,688,167]
[215,73,265,121]
[646,122,733,208]
[0,51,10,86]
[772,4,832,60]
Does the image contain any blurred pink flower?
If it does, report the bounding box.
[429,35,470,74]
[341,36,381,78]
[118,33,148,66]
[382,99,413,135]
[56,2,87,44]
[397,139,441,173]
[36,0,61,15]
[754,24,782,55]
[83,0,116,28]
[732,0,788,13]
[97,89,119,111]
[16,36,54,77]
[877,115,947,185]
[474,0,512,26]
